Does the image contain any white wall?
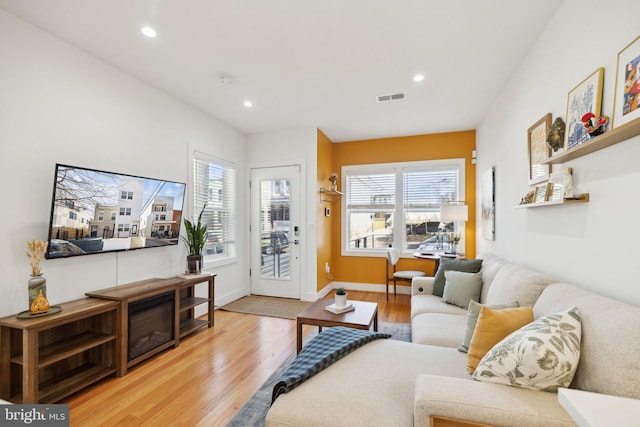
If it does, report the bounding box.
[0,10,248,317]
[476,0,640,306]
[247,128,319,301]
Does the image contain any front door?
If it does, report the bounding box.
[250,165,301,298]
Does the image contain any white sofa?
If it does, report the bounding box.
[266,253,640,426]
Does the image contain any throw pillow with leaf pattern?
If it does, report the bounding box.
[472,306,581,392]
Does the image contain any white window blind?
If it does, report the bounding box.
[403,169,459,211]
[346,173,395,211]
[193,152,236,260]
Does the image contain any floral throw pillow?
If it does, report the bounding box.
[472,306,581,392]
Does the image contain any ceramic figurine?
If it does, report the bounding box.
[581,112,609,137]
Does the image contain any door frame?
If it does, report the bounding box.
[247,159,307,299]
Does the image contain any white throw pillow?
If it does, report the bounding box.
[472,306,581,392]
[442,270,482,309]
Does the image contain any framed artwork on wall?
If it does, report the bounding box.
[564,68,604,151]
[613,35,640,128]
[481,167,495,241]
[533,182,551,204]
[527,113,552,185]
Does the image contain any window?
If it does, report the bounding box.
[69,212,77,220]
[98,211,104,221]
[110,212,116,221]
[119,207,132,216]
[343,159,465,256]
[193,151,236,262]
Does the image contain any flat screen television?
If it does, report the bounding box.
[45,164,186,259]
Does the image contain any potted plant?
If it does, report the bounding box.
[182,204,207,274]
[335,287,347,307]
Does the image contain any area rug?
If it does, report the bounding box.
[226,321,410,427]
[220,295,312,320]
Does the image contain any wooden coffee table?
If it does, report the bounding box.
[296,298,378,353]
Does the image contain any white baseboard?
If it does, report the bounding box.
[324,281,412,296]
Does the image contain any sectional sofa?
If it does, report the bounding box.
[266,253,640,426]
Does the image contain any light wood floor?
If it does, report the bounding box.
[64,291,411,426]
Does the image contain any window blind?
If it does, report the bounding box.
[193,152,236,258]
[403,169,459,210]
[346,173,395,211]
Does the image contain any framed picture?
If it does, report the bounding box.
[481,167,495,240]
[613,35,640,128]
[548,183,564,202]
[534,182,551,204]
[564,68,604,151]
[527,113,551,185]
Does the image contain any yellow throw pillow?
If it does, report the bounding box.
[467,306,533,374]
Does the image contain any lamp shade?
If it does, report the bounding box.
[440,204,468,221]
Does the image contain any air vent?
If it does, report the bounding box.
[376,93,405,103]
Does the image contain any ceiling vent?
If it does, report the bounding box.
[376,93,405,103]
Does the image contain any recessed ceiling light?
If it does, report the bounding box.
[141,26,157,38]
[243,100,253,108]
[413,74,425,82]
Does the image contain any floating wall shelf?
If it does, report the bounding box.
[513,193,589,209]
[543,117,640,164]
[319,188,343,203]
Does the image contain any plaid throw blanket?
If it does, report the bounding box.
[271,326,390,403]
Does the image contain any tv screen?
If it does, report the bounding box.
[45,164,186,259]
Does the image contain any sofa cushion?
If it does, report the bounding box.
[467,306,533,374]
[476,253,509,303]
[412,313,467,347]
[458,300,519,353]
[266,339,469,427]
[473,306,582,391]
[485,263,555,307]
[534,283,640,399]
[442,270,482,308]
[411,294,468,319]
[433,258,483,297]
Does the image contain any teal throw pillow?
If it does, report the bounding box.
[433,258,483,297]
[442,271,483,309]
[457,300,520,353]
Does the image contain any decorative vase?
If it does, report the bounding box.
[186,255,203,274]
[28,274,49,314]
[335,292,347,308]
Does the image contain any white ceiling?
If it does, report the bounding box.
[0,0,563,142]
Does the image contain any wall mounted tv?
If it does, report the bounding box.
[45,164,186,259]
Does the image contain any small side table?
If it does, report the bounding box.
[558,387,640,426]
[296,299,378,353]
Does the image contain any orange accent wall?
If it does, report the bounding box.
[330,130,477,286]
[316,129,334,291]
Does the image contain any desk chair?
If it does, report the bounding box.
[386,249,426,300]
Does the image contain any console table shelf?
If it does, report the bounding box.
[543,117,640,164]
[87,274,215,376]
[513,193,590,209]
[0,298,119,404]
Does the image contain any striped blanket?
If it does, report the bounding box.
[272,326,390,403]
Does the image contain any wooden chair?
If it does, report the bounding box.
[386,248,426,300]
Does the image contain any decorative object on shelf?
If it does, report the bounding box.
[335,287,347,308]
[26,238,49,314]
[613,35,640,128]
[519,189,536,205]
[549,168,574,202]
[481,167,495,240]
[547,117,566,152]
[528,113,552,185]
[565,67,604,151]
[534,182,552,204]
[328,172,339,192]
[581,112,609,137]
[182,204,207,274]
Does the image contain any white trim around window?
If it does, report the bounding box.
[341,159,465,257]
